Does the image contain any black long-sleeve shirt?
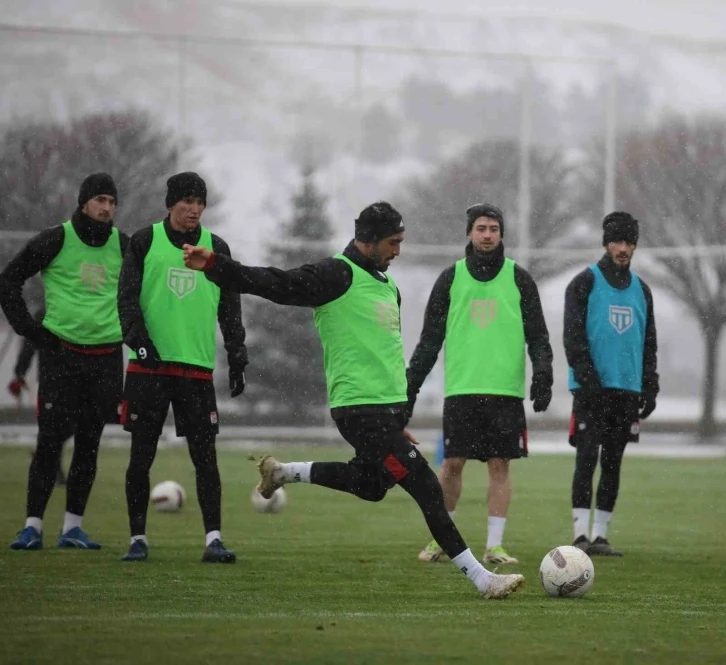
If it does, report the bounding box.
[202,240,403,417]
[563,253,659,397]
[203,239,401,309]
[406,242,554,400]
[0,210,129,348]
[117,217,247,371]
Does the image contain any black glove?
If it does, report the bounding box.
[639,393,657,420]
[135,340,162,370]
[530,373,552,413]
[229,357,246,398]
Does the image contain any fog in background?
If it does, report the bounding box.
[1,1,725,428]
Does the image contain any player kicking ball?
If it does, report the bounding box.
[184,201,524,599]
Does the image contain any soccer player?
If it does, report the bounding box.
[118,172,247,564]
[7,307,67,486]
[183,201,525,599]
[1,173,127,550]
[565,212,659,556]
[407,203,553,565]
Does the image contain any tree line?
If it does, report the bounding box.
[0,110,724,436]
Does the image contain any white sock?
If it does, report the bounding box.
[206,530,221,546]
[451,548,493,593]
[448,511,456,520]
[131,535,148,546]
[591,509,612,540]
[486,516,506,549]
[62,512,83,534]
[25,517,42,533]
[572,508,591,540]
[281,462,312,483]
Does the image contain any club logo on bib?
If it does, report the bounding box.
[79,263,107,291]
[167,267,197,298]
[609,305,633,334]
[375,301,400,333]
[469,298,497,329]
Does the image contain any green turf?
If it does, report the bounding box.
[0,444,724,665]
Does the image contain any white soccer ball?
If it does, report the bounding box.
[539,545,595,598]
[250,487,287,514]
[150,480,187,513]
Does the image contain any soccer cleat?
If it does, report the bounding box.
[121,540,149,562]
[587,536,623,557]
[58,527,102,549]
[256,455,286,499]
[201,538,236,563]
[483,545,519,565]
[481,573,526,599]
[10,526,43,550]
[572,535,591,552]
[418,539,444,562]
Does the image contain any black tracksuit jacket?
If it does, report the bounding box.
[406,242,554,402]
[0,210,129,351]
[200,239,404,419]
[563,253,658,399]
[117,217,247,376]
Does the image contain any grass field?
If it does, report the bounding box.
[0,444,724,665]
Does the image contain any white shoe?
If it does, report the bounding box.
[256,455,286,499]
[480,573,525,599]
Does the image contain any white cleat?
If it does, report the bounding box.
[481,573,525,600]
[256,455,286,499]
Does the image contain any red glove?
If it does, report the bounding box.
[7,378,27,398]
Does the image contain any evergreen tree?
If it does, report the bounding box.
[244,165,333,423]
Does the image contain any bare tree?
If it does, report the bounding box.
[0,110,219,237]
[391,138,579,280]
[0,110,221,311]
[237,163,332,424]
[580,114,726,437]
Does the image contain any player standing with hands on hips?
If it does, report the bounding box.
[407,203,553,566]
[183,202,525,599]
[565,212,659,557]
[1,173,127,550]
[117,172,248,563]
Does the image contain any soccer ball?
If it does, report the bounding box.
[539,545,595,598]
[250,487,287,514]
[150,480,186,513]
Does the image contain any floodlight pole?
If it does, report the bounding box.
[178,36,187,172]
[604,63,618,216]
[518,59,533,269]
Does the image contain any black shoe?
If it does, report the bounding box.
[201,538,236,563]
[572,535,591,552]
[587,537,623,557]
[121,540,148,562]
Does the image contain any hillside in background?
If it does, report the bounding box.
[1,2,724,409]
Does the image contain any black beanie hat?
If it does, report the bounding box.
[603,211,639,245]
[354,201,405,242]
[78,173,117,207]
[165,172,207,209]
[466,203,505,236]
